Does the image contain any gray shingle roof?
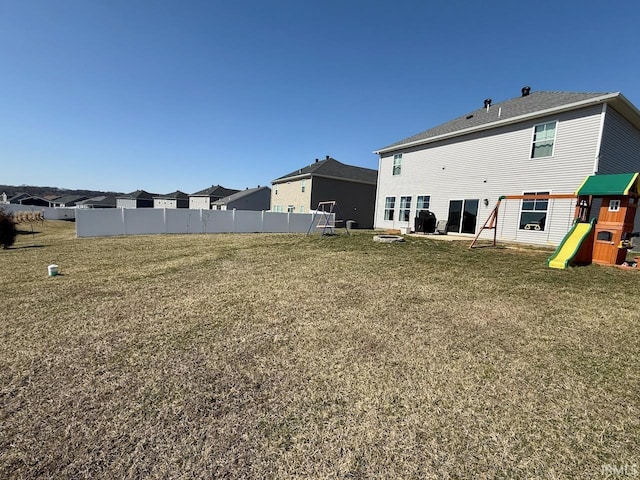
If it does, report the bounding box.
[154,190,188,199]
[273,157,377,184]
[51,194,88,205]
[212,186,271,205]
[378,91,613,152]
[190,185,240,198]
[76,196,117,207]
[117,190,156,199]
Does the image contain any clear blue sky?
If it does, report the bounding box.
[2,0,640,194]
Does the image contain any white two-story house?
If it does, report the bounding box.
[374,88,640,245]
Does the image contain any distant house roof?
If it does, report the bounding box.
[273,157,378,185]
[154,190,189,200]
[212,186,271,205]
[76,195,117,208]
[8,192,31,203]
[51,194,88,205]
[190,185,240,198]
[576,173,640,196]
[376,91,640,154]
[117,190,156,199]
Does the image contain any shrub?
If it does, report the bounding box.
[0,208,17,249]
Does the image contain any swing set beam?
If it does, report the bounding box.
[469,193,578,248]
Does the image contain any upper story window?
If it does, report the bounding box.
[274,185,278,195]
[393,154,402,175]
[531,121,557,158]
[301,180,306,192]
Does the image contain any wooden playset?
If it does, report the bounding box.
[470,172,640,270]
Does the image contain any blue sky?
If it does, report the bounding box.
[2,0,640,194]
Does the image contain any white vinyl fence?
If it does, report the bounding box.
[76,208,331,238]
[1,204,75,220]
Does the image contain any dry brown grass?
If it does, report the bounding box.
[1,221,639,479]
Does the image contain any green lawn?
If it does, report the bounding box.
[1,221,638,479]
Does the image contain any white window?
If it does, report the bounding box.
[519,192,549,231]
[399,196,411,222]
[531,121,557,158]
[301,180,306,193]
[300,205,304,213]
[416,195,430,212]
[287,205,294,213]
[384,196,395,221]
[393,154,402,175]
[609,199,621,212]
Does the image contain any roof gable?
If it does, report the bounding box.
[212,186,270,205]
[190,185,240,197]
[377,91,616,153]
[274,157,377,184]
[117,190,156,199]
[154,190,189,199]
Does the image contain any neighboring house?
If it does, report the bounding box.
[374,88,640,245]
[211,186,271,211]
[76,196,117,209]
[153,191,189,209]
[0,192,8,205]
[271,156,378,228]
[116,190,156,208]
[49,195,88,207]
[8,193,32,204]
[9,193,50,207]
[189,185,240,210]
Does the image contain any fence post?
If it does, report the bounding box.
[122,208,127,235]
[163,208,167,234]
[233,209,236,233]
[261,210,264,233]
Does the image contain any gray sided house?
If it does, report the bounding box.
[153,191,189,209]
[374,89,640,245]
[271,156,378,229]
[211,186,271,211]
[189,185,240,210]
[116,190,156,209]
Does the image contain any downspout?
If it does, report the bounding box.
[593,103,607,174]
[373,153,382,229]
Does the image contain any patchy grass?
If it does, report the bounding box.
[1,221,639,479]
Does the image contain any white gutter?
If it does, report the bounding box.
[374,92,623,155]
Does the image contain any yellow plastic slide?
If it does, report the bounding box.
[547,219,595,269]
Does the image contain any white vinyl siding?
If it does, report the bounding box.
[598,107,640,174]
[375,105,603,246]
